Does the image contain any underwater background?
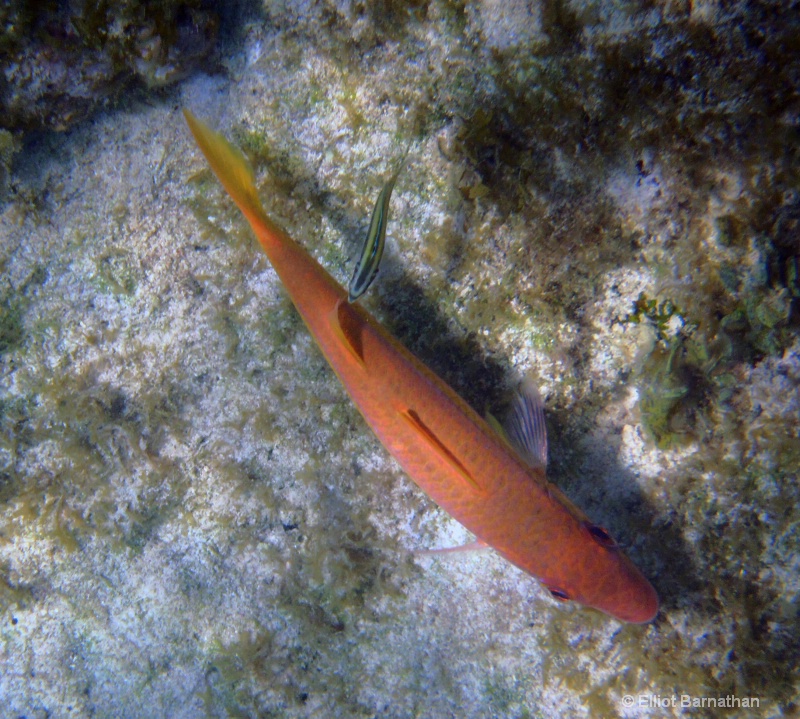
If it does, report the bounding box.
[0,1,798,717]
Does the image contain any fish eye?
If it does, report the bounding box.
[547,587,571,602]
[585,522,618,549]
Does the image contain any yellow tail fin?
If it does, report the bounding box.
[183,109,268,227]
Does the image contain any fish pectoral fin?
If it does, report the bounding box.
[330,299,366,370]
[504,379,548,469]
[399,409,485,494]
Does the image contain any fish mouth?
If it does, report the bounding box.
[596,572,659,624]
[615,583,659,624]
[580,552,660,623]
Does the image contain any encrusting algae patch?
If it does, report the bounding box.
[0,1,799,717]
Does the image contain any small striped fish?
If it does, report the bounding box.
[348,160,405,302]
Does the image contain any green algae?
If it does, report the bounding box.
[623,212,797,446]
[93,251,138,298]
[0,264,50,357]
[0,128,19,200]
[0,294,23,356]
[0,359,194,570]
[625,293,691,342]
[626,301,733,448]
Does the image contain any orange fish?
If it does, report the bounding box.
[183,110,659,623]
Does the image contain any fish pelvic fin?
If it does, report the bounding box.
[184,110,285,245]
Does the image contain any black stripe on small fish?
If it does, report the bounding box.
[348,174,398,302]
[348,143,412,303]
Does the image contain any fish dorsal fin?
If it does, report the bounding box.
[399,409,485,494]
[504,380,548,469]
[330,299,366,369]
